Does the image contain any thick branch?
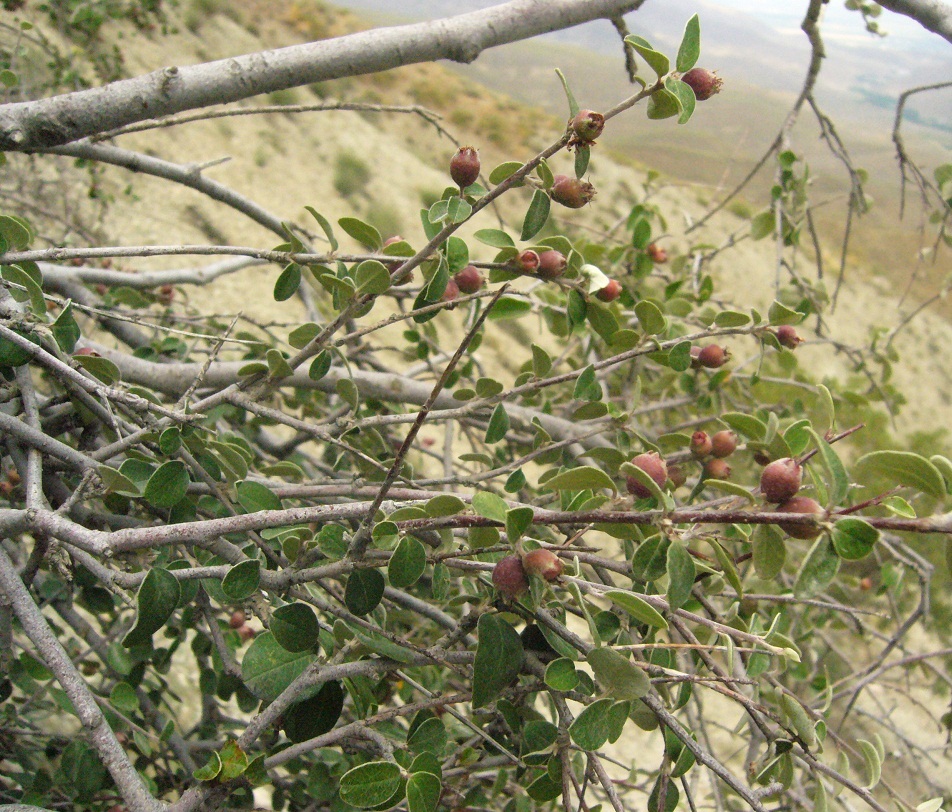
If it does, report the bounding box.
[877,0,952,43]
[0,0,644,151]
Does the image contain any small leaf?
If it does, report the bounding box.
[488,162,524,186]
[388,536,427,589]
[544,465,616,493]
[446,196,473,224]
[407,716,447,756]
[406,771,441,812]
[339,761,403,809]
[484,404,510,443]
[794,537,840,598]
[241,632,317,702]
[308,350,332,381]
[625,35,670,78]
[474,228,515,248]
[236,480,282,513]
[471,491,508,523]
[751,210,775,240]
[752,524,786,579]
[569,698,614,750]
[831,517,879,561]
[857,739,882,789]
[555,67,580,118]
[521,189,551,241]
[355,260,391,295]
[544,658,579,691]
[274,263,302,301]
[144,461,190,509]
[193,750,222,781]
[271,603,320,652]
[425,495,466,517]
[338,217,382,250]
[345,569,386,616]
[52,301,81,353]
[575,144,590,178]
[122,568,181,648]
[573,364,602,401]
[676,14,701,72]
[665,77,696,124]
[472,614,524,708]
[587,647,650,699]
[666,540,695,610]
[647,88,681,119]
[855,451,947,498]
[604,590,668,630]
[781,693,817,748]
[486,296,532,321]
[635,300,667,335]
[283,680,345,743]
[505,507,534,544]
[767,299,803,325]
[305,206,338,251]
[808,429,849,505]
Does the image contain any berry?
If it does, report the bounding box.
[229,610,245,629]
[859,576,874,591]
[775,325,802,350]
[760,458,802,503]
[522,548,564,582]
[518,249,540,274]
[626,451,668,499]
[681,68,723,101]
[74,347,100,357]
[454,265,484,294]
[710,430,738,458]
[595,279,622,302]
[442,278,460,302]
[570,109,605,143]
[238,625,256,642]
[450,146,480,190]
[704,458,732,480]
[697,344,730,369]
[492,555,529,599]
[690,431,713,458]
[382,236,412,283]
[646,243,668,263]
[550,175,596,209]
[667,464,687,489]
[537,249,567,280]
[775,496,824,539]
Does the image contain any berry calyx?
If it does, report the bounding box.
[550,175,596,209]
[690,431,713,458]
[595,279,622,302]
[450,146,480,190]
[704,458,732,480]
[646,243,668,263]
[681,68,723,101]
[492,555,529,599]
[710,430,738,458]
[760,458,802,503]
[775,325,802,350]
[775,496,824,539]
[570,109,605,144]
[454,265,484,294]
[518,249,540,274]
[537,249,567,280]
[696,344,730,369]
[626,451,668,499]
[522,548,564,582]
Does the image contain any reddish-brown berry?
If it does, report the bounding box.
[681,68,723,101]
[667,464,687,489]
[492,555,529,599]
[760,458,802,504]
[450,146,480,190]
[646,243,668,263]
[697,344,730,369]
[74,347,100,357]
[522,548,564,582]
[6,469,20,486]
[570,109,605,143]
[710,430,738,458]
[776,496,824,539]
[537,249,567,280]
[229,610,245,629]
[454,265,484,294]
[595,279,622,302]
[550,175,596,209]
[859,576,874,591]
[442,278,460,302]
[690,431,713,458]
[775,325,802,350]
[704,458,732,480]
[518,249,541,274]
[626,451,668,499]
[238,625,256,642]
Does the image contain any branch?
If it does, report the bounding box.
[877,0,952,44]
[0,0,645,151]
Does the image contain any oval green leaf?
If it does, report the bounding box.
[271,602,320,652]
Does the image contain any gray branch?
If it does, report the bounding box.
[877,0,952,43]
[0,0,645,152]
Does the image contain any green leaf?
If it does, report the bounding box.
[283,680,344,742]
[665,77,696,124]
[110,681,139,713]
[647,88,681,120]
[709,540,743,597]
[340,761,403,809]
[122,568,181,647]
[221,559,260,601]
[193,750,222,781]
[544,466,616,493]
[544,658,579,691]
[219,740,249,780]
[351,625,417,663]
[521,189,551,241]
[721,412,767,441]
[446,195,472,224]
[488,162,524,186]
[808,429,849,505]
[241,631,317,702]
[345,569,385,616]
[308,350,332,381]
[144,460,190,509]
[355,260,391,295]
[857,739,882,789]
[767,299,803,325]
[505,507,534,544]
[676,14,701,72]
[0,264,44,316]
[425,495,466,517]
[569,698,614,750]
[75,353,121,385]
[475,228,515,248]
[338,217,382,251]
[407,716,447,756]
[587,647,650,699]
[573,364,602,401]
[388,536,427,589]
[471,491,508,523]
[484,403,510,444]
[406,771,441,812]
[713,310,751,328]
[635,300,667,335]
[305,206,338,251]
[855,451,947,498]
[604,589,668,630]
[751,210,775,240]
[472,613,524,708]
[625,35,670,78]
[487,296,532,321]
[794,537,840,598]
[666,540,695,610]
[271,603,320,652]
[752,524,786,579]
[831,518,879,560]
[554,67,580,119]
[236,480,282,513]
[274,263,302,301]
[98,465,142,497]
[781,693,817,748]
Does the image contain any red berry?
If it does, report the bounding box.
[704,458,732,480]
[776,496,824,539]
[646,243,668,263]
[697,344,730,369]
[570,109,605,143]
[667,464,687,489]
[74,347,100,357]
[238,625,256,642]
[681,68,723,101]
[760,458,802,504]
[454,265,484,294]
[492,555,529,599]
[690,431,713,458]
[442,278,460,302]
[626,452,668,499]
[710,430,738,458]
[450,146,480,190]
[537,250,567,280]
[522,549,564,582]
[595,280,622,302]
[859,576,873,591]
[550,175,596,209]
[518,249,540,274]
[775,325,802,350]
[229,610,245,629]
